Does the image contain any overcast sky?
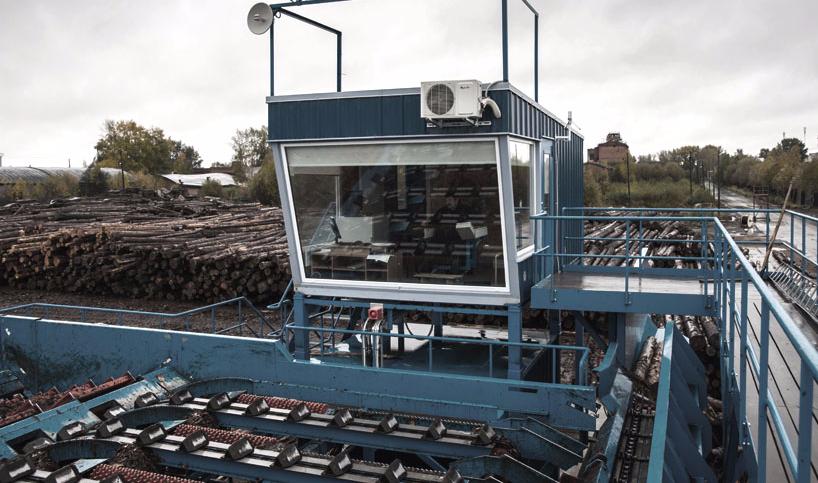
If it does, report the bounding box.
[1,0,816,168]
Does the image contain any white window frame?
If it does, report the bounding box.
[280,137,512,296]
[509,137,536,261]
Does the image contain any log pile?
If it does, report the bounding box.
[582,217,708,269]
[664,315,723,396]
[632,336,663,389]
[0,193,290,303]
[772,248,817,278]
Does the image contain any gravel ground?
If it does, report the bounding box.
[0,286,282,336]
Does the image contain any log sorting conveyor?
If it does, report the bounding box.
[0,377,557,483]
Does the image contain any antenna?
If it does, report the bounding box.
[247,3,274,35]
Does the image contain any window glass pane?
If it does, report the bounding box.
[510,140,532,250]
[286,141,505,287]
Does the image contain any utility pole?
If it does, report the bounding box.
[119,148,126,191]
[716,147,721,209]
[626,156,632,206]
[687,160,693,195]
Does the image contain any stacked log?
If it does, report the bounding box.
[664,314,722,396]
[0,194,290,303]
[632,336,663,389]
[772,248,817,278]
[582,215,708,269]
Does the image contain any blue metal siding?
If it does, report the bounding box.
[267,87,582,144]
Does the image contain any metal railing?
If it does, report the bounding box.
[541,207,818,316]
[534,208,818,481]
[0,297,275,338]
[284,320,590,384]
[532,214,720,301]
[282,297,590,385]
[565,207,818,278]
[266,279,294,337]
[712,218,818,482]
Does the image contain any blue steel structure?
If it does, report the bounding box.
[1,1,817,482]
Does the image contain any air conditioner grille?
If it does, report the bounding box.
[426,84,455,116]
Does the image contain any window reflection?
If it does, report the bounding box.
[510,140,533,250]
[286,141,505,287]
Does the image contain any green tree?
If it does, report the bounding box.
[774,138,808,162]
[94,120,201,174]
[231,126,271,169]
[201,179,224,198]
[79,165,109,196]
[674,146,701,194]
[248,160,280,206]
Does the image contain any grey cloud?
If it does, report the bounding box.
[1,0,816,168]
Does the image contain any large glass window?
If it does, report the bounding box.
[510,140,533,250]
[285,140,505,287]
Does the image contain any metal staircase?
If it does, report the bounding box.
[768,265,818,321]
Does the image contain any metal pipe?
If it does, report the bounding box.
[270,20,275,96]
[501,0,508,82]
[534,14,538,102]
[268,8,342,96]
[269,0,350,8]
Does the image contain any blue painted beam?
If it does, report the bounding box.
[0,316,597,430]
[531,286,714,316]
[0,366,188,460]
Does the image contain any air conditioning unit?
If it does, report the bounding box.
[421,80,483,120]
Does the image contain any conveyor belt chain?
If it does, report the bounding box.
[23,429,465,483]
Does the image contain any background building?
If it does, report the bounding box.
[588,132,631,165]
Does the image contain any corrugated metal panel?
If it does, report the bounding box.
[267,85,584,142]
[158,173,237,187]
[0,167,51,184]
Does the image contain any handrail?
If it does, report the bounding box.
[535,209,818,480]
[285,322,591,385]
[0,297,273,338]
[267,279,294,310]
[713,218,818,374]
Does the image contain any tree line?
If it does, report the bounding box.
[585,137,815,207]
[2,120,280,205]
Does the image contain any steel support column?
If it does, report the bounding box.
[293,292,309,360]
[508,303,522,380]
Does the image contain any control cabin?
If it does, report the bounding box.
[268,83,584,306]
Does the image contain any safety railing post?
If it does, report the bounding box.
[211,307,216,333]
[801,219,807,288]
[797,360,814,483]
[489,344,494,378]
[705,222,712,308]
[637,219,643,273]
[624,220,631,304]
[728,245,737,380]
[428,340,433,372]
[766,214,770,248]
[739,273,749,445]
[701,219,708,267]
[790,212,795,263]
[758,300,771,478]
[721,236,728,335]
